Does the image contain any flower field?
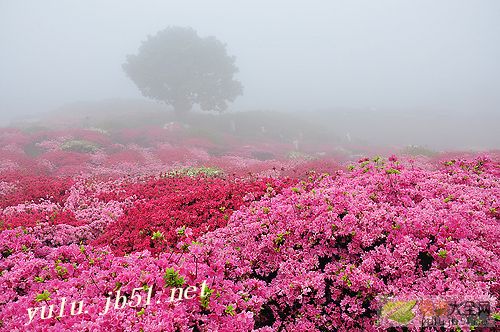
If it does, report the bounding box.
[0,125,499,331]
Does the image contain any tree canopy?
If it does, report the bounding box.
[123,26,243,116]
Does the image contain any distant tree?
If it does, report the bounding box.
[123,26,243,117]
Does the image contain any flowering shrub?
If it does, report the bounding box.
[93,176,295,255]
[39,151,92,169]
[0,123,498,331]
[104,149,146,166]
[0,208,81,230]
[0,172,73,209]
[0,230,258,331]
[176,155,498,331]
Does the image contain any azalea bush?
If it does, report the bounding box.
[0,124,498,331]
[0,171,73,209]
[0,230,258,331]
[198,155,499,330]
[93,175,295,255]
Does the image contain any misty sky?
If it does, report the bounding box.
[1,0,500,120]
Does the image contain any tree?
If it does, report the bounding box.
[123,26,243,117]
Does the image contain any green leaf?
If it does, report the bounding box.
[163,268,185,287]
[438,249,447,258]
[200,287,214,309]
[444,195,454,203]
[385,168,400,175]
[225,304,236,316]
[35,290,51,302]
[151,231,164,240]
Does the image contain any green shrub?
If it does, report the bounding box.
[402,145,437,157]
[61,140,100,153]
[287,151,313,160]
[163,166,224,178]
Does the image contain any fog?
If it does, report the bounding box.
[1,0,499,149]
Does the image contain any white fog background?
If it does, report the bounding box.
[1,0,499,149]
